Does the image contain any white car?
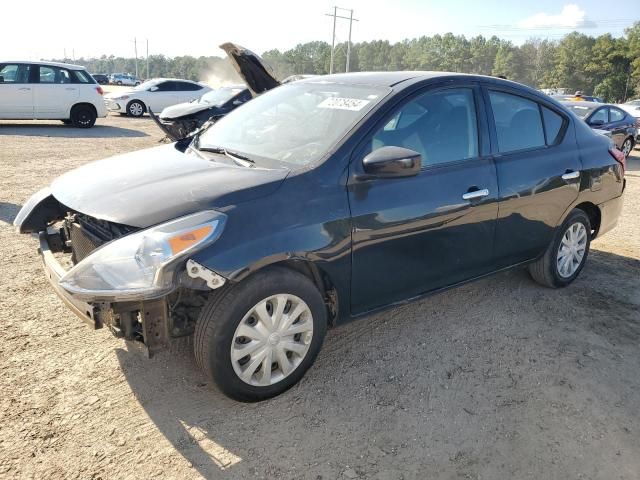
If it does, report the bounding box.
[0,60,107,128]
[104,78,211,117]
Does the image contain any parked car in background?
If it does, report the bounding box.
[0,60,106,127]
[562,101,636,157]
[104,78,211,117]
[91,73,109,85]
[151,85,251,140]
[15,73,625,401]
[110,73,141,86]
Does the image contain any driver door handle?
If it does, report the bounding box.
[561,170,580,180]
[462,188,489,201]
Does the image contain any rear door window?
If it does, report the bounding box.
[176,81,202,91]
[489,91,545,153]
[38,66,72,84]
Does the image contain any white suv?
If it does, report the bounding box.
[0,61,107,128]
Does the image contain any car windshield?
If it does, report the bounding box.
[564,104,595,118]
[200,87,245,106]
[198,82,389,166]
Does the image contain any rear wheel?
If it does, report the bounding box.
[194,267,327,401]
[621,137,633,158]
[528,209,591,288]
[127,100,145,117]
[70,105,96,128]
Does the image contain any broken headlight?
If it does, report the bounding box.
[59,211,226,301]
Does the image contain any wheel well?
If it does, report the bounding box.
[71,103,97,116]
[574,202,601,238]
[265,260,338,325]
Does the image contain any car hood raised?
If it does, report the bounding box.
[51,144,289,228]
[219,42,280,96]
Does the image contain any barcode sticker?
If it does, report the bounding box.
[318,97,370,111]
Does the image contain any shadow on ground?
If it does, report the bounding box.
[0,122,148,138]
[0,202,21,224]
[116,249,640,479]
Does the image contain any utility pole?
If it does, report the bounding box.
[146,39,149,80]
[346,9,353,72]
[325,7,358,74]
[134,38,139,78]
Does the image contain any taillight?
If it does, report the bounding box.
[609,147,626,172]
[96,86,104,95]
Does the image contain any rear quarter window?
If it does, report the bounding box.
[541,106,566,145]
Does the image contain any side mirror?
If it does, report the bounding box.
[589,118,605,127]
[362,146,421,178]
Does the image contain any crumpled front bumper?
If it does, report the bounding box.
[38,232,99,328]
[37,231,171,356]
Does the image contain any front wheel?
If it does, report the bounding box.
[194,267,327,401]
[126,100,145,117]
[528,209,591,288]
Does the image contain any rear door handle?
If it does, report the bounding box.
[561,170,580,180]
[65,87,77,91]
[462,188,489,201]
[18,87,31,91]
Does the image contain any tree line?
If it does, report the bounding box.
[53,22,640,102]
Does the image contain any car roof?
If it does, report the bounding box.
[0,60,86,70]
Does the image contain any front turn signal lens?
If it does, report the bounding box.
[168,225,214,255]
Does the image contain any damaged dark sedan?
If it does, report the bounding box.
[16,72,625,401]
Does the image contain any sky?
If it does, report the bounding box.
[1,0,637,60]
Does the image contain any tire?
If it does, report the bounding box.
[621,137,634,158]
[194,266,328,401]
[126,100,145,117]
[70,105,97,128]
[528,209,591,288]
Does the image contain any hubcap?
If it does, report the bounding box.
[130,103,143,116]
[231,294,313,386]
[622,140,632,157]
[557,222,587,278]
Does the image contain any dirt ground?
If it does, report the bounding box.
[1,115,639,480]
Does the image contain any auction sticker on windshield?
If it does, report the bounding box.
[318,97,370,111]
